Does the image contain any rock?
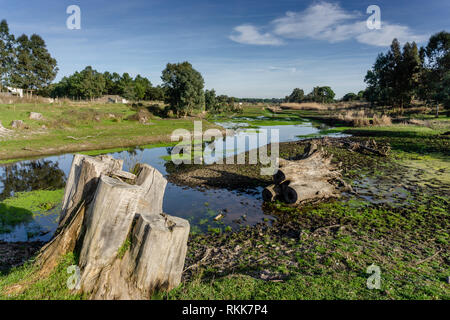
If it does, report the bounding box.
[29,112,43,120]
[0,121,12,137]
[10,120,27,129]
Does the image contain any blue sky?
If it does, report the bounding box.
[1,0,449,98]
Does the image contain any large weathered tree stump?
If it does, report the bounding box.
[37,154,190,299]
[263,142,350,205]
[38,155,123,272]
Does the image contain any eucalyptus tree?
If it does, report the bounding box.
[420,31,450,113]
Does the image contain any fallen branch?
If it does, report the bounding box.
[183,248,212,272]
[66,133,101,140]
[415,249,442,266]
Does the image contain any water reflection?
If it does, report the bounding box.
[0,160,66,201]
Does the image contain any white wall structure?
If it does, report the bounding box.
[6,87,24,98]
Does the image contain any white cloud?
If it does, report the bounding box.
[356,23,428,46]
[230,1,427,47]
[229,25,283,45]
[268,66,298,73]
[272,2,357,39]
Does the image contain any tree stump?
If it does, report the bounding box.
[37,154,190,299]
[38,155,123,273]
[134,163,167,216]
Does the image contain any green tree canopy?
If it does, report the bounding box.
[287,88,305,103]
[364,37,426,109]
[305,86,335,103]
[420,31,450,110]
[161,61,205,116]
[53,66,105,99]
[342,92,358,101]
[205,89,217,111]
[9,33,58,90]
[0,20,15,90]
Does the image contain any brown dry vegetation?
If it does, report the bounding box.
[337,110,392,127]
[280,102,331,110]
[280,102,398,127]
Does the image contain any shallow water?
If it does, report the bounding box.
[0,121,345,242]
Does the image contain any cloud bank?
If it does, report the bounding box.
[230,2,427,47]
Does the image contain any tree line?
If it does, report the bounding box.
[45,66,166,101]
[0,20,58,92]
[285,31,449,112]
[364,31,449,112]
[285,86,336,103]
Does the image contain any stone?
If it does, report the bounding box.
[29,112,43,120]
[10,120,26,129]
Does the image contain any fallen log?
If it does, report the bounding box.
[37,154,189,299]
[282,181,338,204]
[273,151,336,185]
[262,184,281,202]
[264,142,345,205]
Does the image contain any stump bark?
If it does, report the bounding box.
[263,142,349,205]
[37,154,189,299]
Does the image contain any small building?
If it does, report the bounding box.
[6,87,24,98]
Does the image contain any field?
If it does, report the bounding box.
[0,101,219,162]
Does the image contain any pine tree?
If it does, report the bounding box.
[0,20,15,91]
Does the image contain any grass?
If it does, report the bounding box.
[0,102,220,161]
[346,124,447,137]
[0,253,82,300]
[163,190,449,300]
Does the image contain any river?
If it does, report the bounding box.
[0,119,347,242]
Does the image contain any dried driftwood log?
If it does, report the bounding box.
[263,142,350,205]
[37,154,189,299]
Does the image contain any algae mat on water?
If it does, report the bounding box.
[0,189,64,234]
